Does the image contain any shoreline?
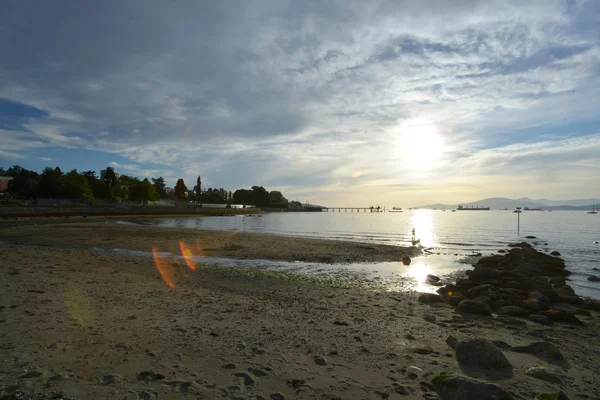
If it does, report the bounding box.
[0,220,421,264]
[1,239,599,399]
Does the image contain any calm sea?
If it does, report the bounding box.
[139,210,600,298]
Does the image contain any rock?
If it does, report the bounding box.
[583,299,600,311]
[270,393,285,400]
[472,296,493,307]
[456,300,492,316]
[138,391,156,400]
[418,293,443,304]
[525,299,550,312]
[525,366,565,384]
[554,285,575,296]
[559,295,584,305]
[495,315,527,326]
[509,342,565,365]
[426,274,441,285]
[525,236,537,239]
[313,355,327,366]
[102,374,122,385]
[550,251,561,256]
[446,336,512,379]
[234,372,256,386]
[394,385,410,395]
[136,371,165,382]
[423,314,437,322]
[535,391,570,400]
[431,373,513,400]
[401,256,411,265]
[587,275,600,282]
[497,306,526,317]
[19,370,43,379]
[448,295,465,307]
[411,345,433,355]
[539,310,584,325]
[593,267,600,271]
[498,249,506,253]
[528,314,552,324]
[467,284,495,297]
[574,308,591,316]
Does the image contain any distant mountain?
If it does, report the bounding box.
[417,197,600,210]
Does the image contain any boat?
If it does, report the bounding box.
[451,210,456,212]
[457,205,490,211]
[524,207,543,211]
[589,204,598,214]
[389,209,403,213]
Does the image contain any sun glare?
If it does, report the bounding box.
[395,125,444,169]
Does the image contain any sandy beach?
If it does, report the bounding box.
[1,220,600,400]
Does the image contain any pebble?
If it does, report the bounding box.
[526,366,565,384]
[270,393,285,400]
[313,355,327,366]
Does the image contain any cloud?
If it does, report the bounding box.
[0,0,599,203]
[39,157,52,161]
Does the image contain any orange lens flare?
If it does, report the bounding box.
[152,246,178,288]
[179,241,204,271]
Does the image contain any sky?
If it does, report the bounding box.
[1,0,599,207]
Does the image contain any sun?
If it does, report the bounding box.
[394,125,445,169]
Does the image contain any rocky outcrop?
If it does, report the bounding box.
[437,243,586,325]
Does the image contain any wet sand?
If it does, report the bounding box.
[0,220,421,264]
[1,220,600,399]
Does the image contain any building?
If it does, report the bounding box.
[100,168,120,182]
[0,176,13,192]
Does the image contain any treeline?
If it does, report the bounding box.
[1,165,292,207]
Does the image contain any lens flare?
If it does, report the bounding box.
[181,118,197,142]
[152,246,178,288]
[179,241,204,271]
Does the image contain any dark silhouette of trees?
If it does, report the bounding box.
[151,177,167,198]
[175,178,188,199]
[129,178,160,204]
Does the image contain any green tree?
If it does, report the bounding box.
[289,201,303,208]
[35,167,65,198]
[82,170,98,186]
[269,190,288,207]
[129,178,160,204]
[233,189,253,205]
[0,167,6,175]
[62,170,94,199]
[92,181,112,200]
[151,177,167,198]
[175,178,188,199]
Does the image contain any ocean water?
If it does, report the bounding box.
[138,210,600,298]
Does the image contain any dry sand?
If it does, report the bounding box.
[1,220,599,400]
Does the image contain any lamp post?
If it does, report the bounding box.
[516,207,522,233]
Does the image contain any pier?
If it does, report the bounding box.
[324,207,385,212]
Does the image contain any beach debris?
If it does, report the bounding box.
[418,293,443,304]
[431,373,513,400]
[509,342,565,366]
[456,300,492,316]
[525,366,565,384]
[445,336,513,379]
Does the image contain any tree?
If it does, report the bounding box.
[102,167,118,187]
[0,167,6,175]
[6,165,39,196]
[251,186,271,207]
[35,167,65,198]
[289,201,303,208]
[269,190,288,204]
[233,189,253,205]
[175,178,188,199]
[129,178,160,204]
[151,177,167,198]
[62,170,93,199]
[82,170,98,187]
